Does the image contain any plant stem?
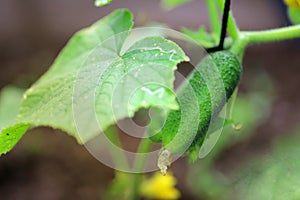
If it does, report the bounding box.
[217,0,239,39]
[129,138,153,200]
[244,25,300,44]
[105,126,129,170]
[206,0,221,35]
[229,34,248,55]
[231,25,300,55]
[133,138,153,171]
[227,12,239,39]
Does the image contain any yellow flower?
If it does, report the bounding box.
[285,0,300,9]
[140,172,181,200]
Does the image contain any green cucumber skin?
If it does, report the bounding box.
[159,50,242,155]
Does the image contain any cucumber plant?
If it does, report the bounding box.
[0,0,300,199]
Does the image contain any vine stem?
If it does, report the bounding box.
[133,138,153,171]
[244,24,300,44]
[231,25,300,54]
[105,128,152,200]
[105,126,129,169]
[129,138,153,200]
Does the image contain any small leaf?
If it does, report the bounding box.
[94,0,112,7]
[0,124,30,155]
[288,7,300,25]
[161,0,193,10]
[181,26,217,48]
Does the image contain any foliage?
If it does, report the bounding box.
[189,125,300,200]
[160,0,193,10]
[0,86,29,155]
[1,1,300,200]
[94,0,112,7]
[285,0,300,24]
[0,9,187,155]
[288,7,300,25]
[233,127,300,200]
[182,26,218,48]
[0,86,25,128]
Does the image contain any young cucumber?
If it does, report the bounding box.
[154,50,242,160]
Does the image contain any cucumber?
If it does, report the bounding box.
[153,50,242,159]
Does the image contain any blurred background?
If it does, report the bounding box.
[0,0,300,199]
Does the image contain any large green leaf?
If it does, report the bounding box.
[0,9,187,155]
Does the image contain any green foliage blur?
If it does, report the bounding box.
[187,70,300,199]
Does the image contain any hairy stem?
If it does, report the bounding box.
[230,34,248,55]
[244,25,300,44]
[231,25,300,54]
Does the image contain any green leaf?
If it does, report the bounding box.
[288,7,300,25]
[94,0,112,7]
[0,124,30,155]
[0,86,25,128]
[0,9,187,155]
[181,26,217,48]
[0,86,30,155]
[161,0,193,10]
[15,9,134,141]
